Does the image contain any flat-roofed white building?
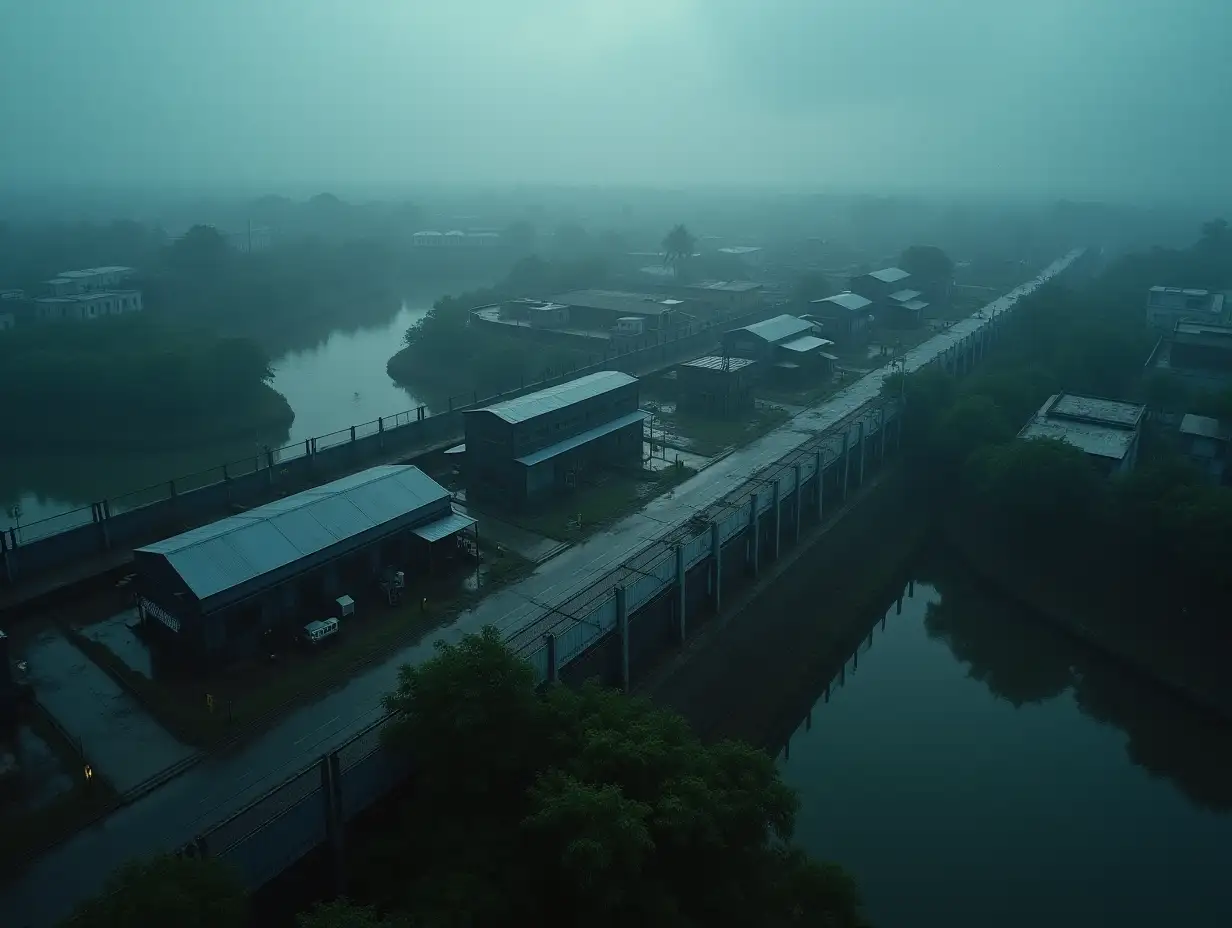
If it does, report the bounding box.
[1018,393,1146,475]
[1145,286,1227,331]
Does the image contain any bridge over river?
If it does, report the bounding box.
[4,251,1083,928]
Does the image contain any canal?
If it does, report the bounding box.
[0,281,480,538]
[779,556,1232,928]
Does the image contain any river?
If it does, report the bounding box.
[0,288,473,540]
[779,558,1232,928]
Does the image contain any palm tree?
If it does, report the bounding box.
[662,224,696,279]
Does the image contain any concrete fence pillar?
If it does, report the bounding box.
[675,544,687,643]
[544,633,558,684]
[616,585,630,691]
[857,418,867,487]
[841,428,852,499]
[793,462,802,544]
[321,752,346,896]
[771,478,781,561]
[879,406,888,462]
[710,520,722,614]
[815,448,824,523]
[748,492,760,576]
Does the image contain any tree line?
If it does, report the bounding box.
[63,628,868,928]
[885,220,1232,623]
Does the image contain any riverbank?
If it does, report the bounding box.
[940,514,1232,722]
[647,469,930,747]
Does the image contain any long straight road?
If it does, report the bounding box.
[0,252,1079,928]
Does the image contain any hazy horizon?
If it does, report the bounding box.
[3,0,1231,204]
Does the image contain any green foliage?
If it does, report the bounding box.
[61,854,247,928]
[0,316,290,451]
[375,627,868,928]
[899,244,954,282]
[297,899,410,928]
[662,223,697,279]
[390,255,608,396]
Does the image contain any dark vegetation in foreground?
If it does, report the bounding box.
[886,221,1232,710]
[64,629,868,928]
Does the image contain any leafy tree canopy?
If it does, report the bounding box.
[61,854,247,928]
[373,627,868,928]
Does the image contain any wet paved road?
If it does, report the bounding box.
[22,631,196,794]
[0,252,1079,927]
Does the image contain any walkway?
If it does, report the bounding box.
[0,253,1078,927]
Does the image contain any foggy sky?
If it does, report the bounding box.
[2,0,1230,202]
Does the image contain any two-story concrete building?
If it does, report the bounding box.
[1018,393,1147,475]
[463,371,646,506]
[1145,321,1232,393]
[1145,286,1227,332]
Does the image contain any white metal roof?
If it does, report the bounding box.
[137,465,450,603]
[779,334,835,353]
[731,314,815,344]
[868,267,910,284]
[682,356,758,372]
[1179,414,1229,441]
[813,292,872,312]
[889,289,923,303]
[554,289,680,315]
[469,370,637,425]
[413,509,477,543]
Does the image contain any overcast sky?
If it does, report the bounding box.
[2,0,1230,202]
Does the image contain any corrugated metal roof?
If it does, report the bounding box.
[732,314,814,344]
[470,371,637,425]
[1049,393,1144,428]
[413,509,477,543]
[779,334,835,353]
[889,288,923,303]
[869,267,910,284]
[813,292,872,312]
[554,289,679,315]
[902,300,928,312]
[682,356,757,372]
[516,410,648,467]
[137,465,450,603]
[1180,414,1229,440]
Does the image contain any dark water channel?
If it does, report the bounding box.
[778,557,1232,928]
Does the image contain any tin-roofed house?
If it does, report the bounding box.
[463,371,646,507]
[808,291,873,343]
[133,465,474,668]
[1018,394,1146,476]
[723,314,837,386]
[676,356,758,418]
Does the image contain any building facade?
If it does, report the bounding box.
[677,356,757,418]
[809,291,872,342]
[1178,414,1230,485]
[1145,287,1227,331]
[723,314,836,384]
[552,289,684,333]
[1145,321,1232,393]
[133,466,473,668]
[463,371,645,506]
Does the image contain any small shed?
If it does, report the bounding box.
[677,356,758,418]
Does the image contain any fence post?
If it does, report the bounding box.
[675,544,686,644]
[350,425,356,443]
[793,462,802,544]
[748,492,760,576]
[815,448,824,522]
[378,416,385,451]
[771,477,781,561]
[544,633,558,684]
[841,428,851,499]
[616,585,630,691]
[96,501,111,551]
[710,520,722,614]
[1,531,12,584]
[857,418,867,487]
[320,752,346,896]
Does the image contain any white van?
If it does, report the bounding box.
[303,617,340,645]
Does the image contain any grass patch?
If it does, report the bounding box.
[513,466,696,541]
[0,708,119,875]
[663,406,790,456]
[65,549,534,749]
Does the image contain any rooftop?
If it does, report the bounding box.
[56,266,134,279]
[867,267,910,284]
[689,280,763,293]
[136,465,453,604]
[554,289,682,315]
[730,313,815,344]
[779,334,836,354]
[813,291,872,313]
[889,288,923,303]
[1175,320,1232,340]
[1150,286,1210,295]
[717,246,763,256]
[468,370,637,425]
[1018,393,1145,461]
[1180,413,1230,441]
[681,355,758,373]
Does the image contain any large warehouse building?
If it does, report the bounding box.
[463,370,646,506]
[133,465,474,667]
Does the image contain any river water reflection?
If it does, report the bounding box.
[0,290,460,536]
[779,559,1232,928]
